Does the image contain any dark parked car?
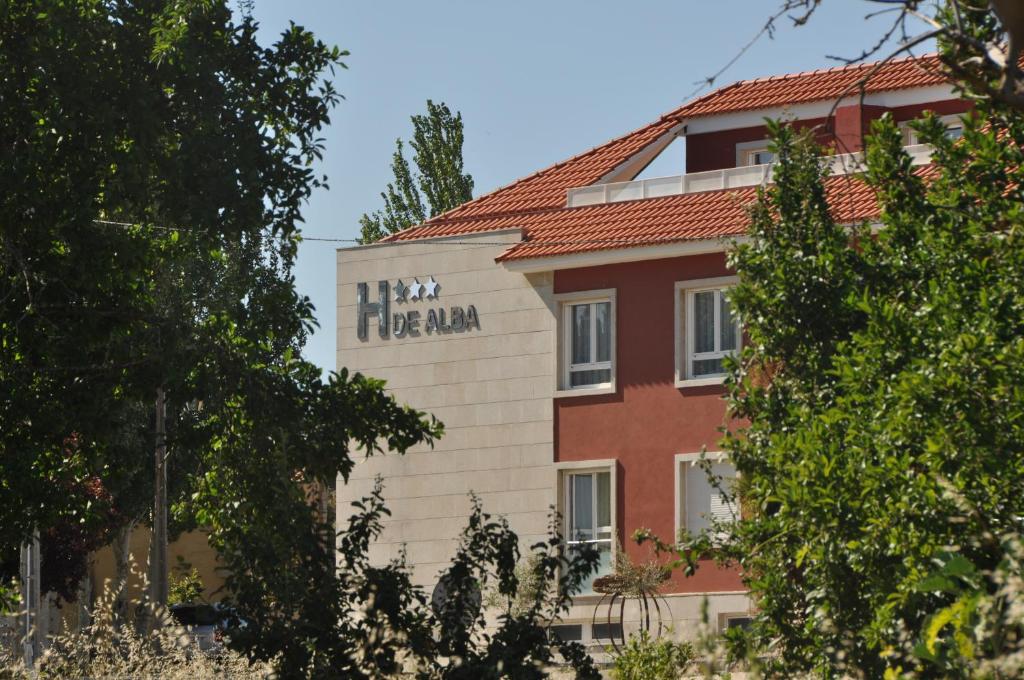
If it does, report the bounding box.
[168,603,246,651]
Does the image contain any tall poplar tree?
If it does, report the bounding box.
[359,100,474,243]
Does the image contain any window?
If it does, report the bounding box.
[724,616,753,631]
[591,622,624,640]
[717,613,754,632]
[567,300,611,388]
[675,453,739,541]
[676,277,741,386]
[687,287,739,378]
[676,281,740,383]
[736,140,774,167]
[565,469,613,594]
[556,290,615,394]
[551,622,623,645]
[683,460,738,534]
[744,149,774,166]
[900,114,965,146]
[550,624,583,642]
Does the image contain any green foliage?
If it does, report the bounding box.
[483,553,545,618]
[212,478,600,678]
[700,76,1024,679]
[360,100,474,242]
[0,578,18,616]
[0,0,345,547]
[905,535,1024,679]
[0,3,603,677]
[168,566,204,606]
[632,11,1024,678]
[610,630,694,680]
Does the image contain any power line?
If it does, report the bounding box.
[89,218,737,249]
[684,1,812,101]
[92,218,361,243]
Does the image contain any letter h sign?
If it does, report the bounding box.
[356,281,389,340]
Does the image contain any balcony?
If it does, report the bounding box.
[565,144,933,209]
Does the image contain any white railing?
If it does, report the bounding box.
[565,144,933,209]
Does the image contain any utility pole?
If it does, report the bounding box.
[148,387,168,623]
[19,531,40,667]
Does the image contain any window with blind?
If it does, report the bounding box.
[678,458,739,537]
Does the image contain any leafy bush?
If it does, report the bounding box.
[168,566,205,606]
[611,630,694,680]
[483,553,545,618]
[642,53,1024,676]
[0,580,17,616]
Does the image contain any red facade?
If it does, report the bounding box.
[384,56,974,602]
[555,253,743,593]
[551,97,972,596]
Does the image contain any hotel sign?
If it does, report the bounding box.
[356,276,480,340]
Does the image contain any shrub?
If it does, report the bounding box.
[611,630,694,680]
[0,592,272,679]
[483,553,545,618]
[168,566,205,606]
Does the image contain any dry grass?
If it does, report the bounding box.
[0,584,272,679]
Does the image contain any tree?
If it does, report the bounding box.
[750,2,1024,112]
[641,17,1024,678]
[629,4,1024,677]
[0,0,360,632]
[1,4,601,677]
[0,0,345,549]
[359,100,474,243]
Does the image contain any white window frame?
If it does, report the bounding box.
[554,289,616,397]
[674,451,739,543]
[718,612,755,633]
[674,276,740,387]
[564,471,613,551]
[554,459,617,597]
[735,139,774,167]
[900,113,965,146]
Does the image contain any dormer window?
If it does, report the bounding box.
[735,140,774,167]
[746,150,774,165]
[900,114,965,146]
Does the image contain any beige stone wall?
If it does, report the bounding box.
[90,527,226,606]
[336,230,557,588]
[335,230,750,639]
[564,590,751,642]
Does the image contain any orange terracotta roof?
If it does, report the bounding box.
[403,115,681,222]
[397,176,881,262]
[384,56,951,262]
[672,54,947,119]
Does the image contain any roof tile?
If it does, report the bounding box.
[674,55,945,118]
[384,56,950,262]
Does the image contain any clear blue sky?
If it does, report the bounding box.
[249,1,929,374]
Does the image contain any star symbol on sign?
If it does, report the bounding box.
[424,276,439,299]
[408,278,424,301]
[393,279,407,302]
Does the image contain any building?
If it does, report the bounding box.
[335,55,968,646]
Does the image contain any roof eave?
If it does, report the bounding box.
[497,235,747,274]
[341,227,524,252]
